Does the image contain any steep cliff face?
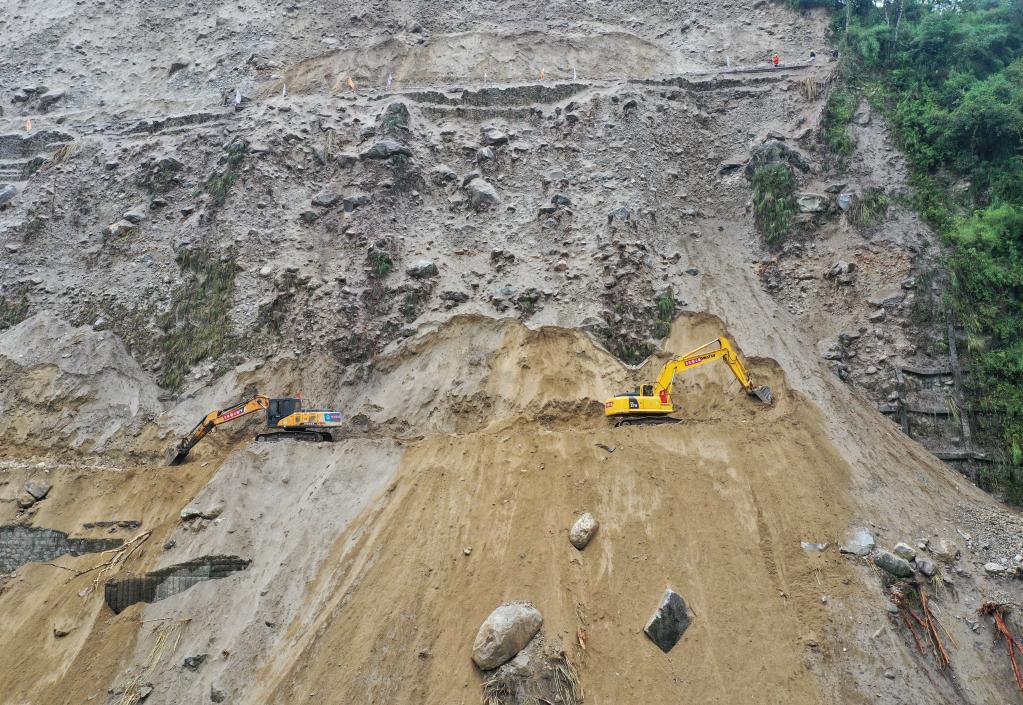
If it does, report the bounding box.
[2,2,1022,704]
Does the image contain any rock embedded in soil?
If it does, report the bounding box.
[360,139,411,160]
[465,178,501,211]
[480,127,508,146]
[933,539,959,563]
[644,588,691,653]
[472,602,543,670]
[25,482,51,501]
[873,550,914,578]
[916,558,936,577]
[984,562,1008,576]
[407,259,438,278]
[892,542,916,561]
[839,527,875,556]
[569,512,599,550]
[0,184,16,207]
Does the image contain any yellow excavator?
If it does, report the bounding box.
[165,394,344,465]
[604,337,772,426]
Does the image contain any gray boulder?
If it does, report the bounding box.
[868,290,906,307]
[481,127,509,146]
[25,482,51,501]
[359,139,411,160]
[893,542,916,561]
[407,259,438,278]
[431,164,458,185]
[465,178,501,211]
[874,550,914,578]
[796,193,829,213]
[0,184,16,207]
[644,588,691,653]
[916,558,936,577]
[311,189,342,207]
[839,527,875,556]
[932,539,959,563]
[472,602,543,670]
[745,140,810,178]
[984,562,1008,576]
[569,512,599,550]
[343,192,371,212]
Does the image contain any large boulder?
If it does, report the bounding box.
[465,178,501,211]
[874,550,914,578]
[0,184,16,207]
[839,527,875,556]
[569,512,599,550]
[471,602,543,670]
[644,588,691,653]
[745,140,810,178]
[359,139,411,160]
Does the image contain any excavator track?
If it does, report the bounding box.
[255,431,333,443]
[613,416,684,428]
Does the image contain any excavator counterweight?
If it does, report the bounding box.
[165,394,343,466]
[604,336,771,425]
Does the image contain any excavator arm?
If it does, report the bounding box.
[655,337,772,402]
[165,395,271,466]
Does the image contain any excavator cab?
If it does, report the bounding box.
[267,397,301,428]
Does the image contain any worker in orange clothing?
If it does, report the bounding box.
[772,52,780,67]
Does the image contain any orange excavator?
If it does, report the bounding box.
[165,394,344,465]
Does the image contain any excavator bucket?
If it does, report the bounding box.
[750,385,773,404]
[164,445,189,466]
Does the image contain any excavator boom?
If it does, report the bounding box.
[164,393,344,466]
[604,336,771,421]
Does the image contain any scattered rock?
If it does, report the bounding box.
[38,89,66,111]
[16,493,36,509]
[801,541,828,552]
[407,259,438,278]
[311,189,342,208]
[343,192,371,212]
[893,542,916,561]
[551,194,572,207]
[874,550,914,578]
[168,60,189,75]
[359,139,412,160]
[210,685,226,703]
[745,140,810,178]
[984,562,1008,576]
[439,290,469,303]
[431,164,458,185]
[868,309,886,323]
[52,619,76,638]
[202,500,226,519]
[827,261,856,278]
[139,685,153,701]
[796,193,829,213]
[933,539,959,563]
[481,127,509,146]
[569,512,599,550]
[465,178,501,211]
[183,654,208,670]
[299,209,319,224]
[916,558,936,577]
[471,602,544,670]
[868,290,905,307]
[0,184,16,207]
[644,588,692,653]
[122,208,147,224]
[104,219,138,237]
[839,527,875,556]
[477,146,496,162]
[180,505,203,520]
[837,193,853,211]
[25,482,51,501]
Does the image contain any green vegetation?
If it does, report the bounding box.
[368,250,393,279]
[830,0,1023,493]
[196,140,248,208]
[156,248,238,390]
[847,187,890,228]
[652,287,677,338]
[751,164,797,245]
[0,286,29,331]
[821,89,858,161]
